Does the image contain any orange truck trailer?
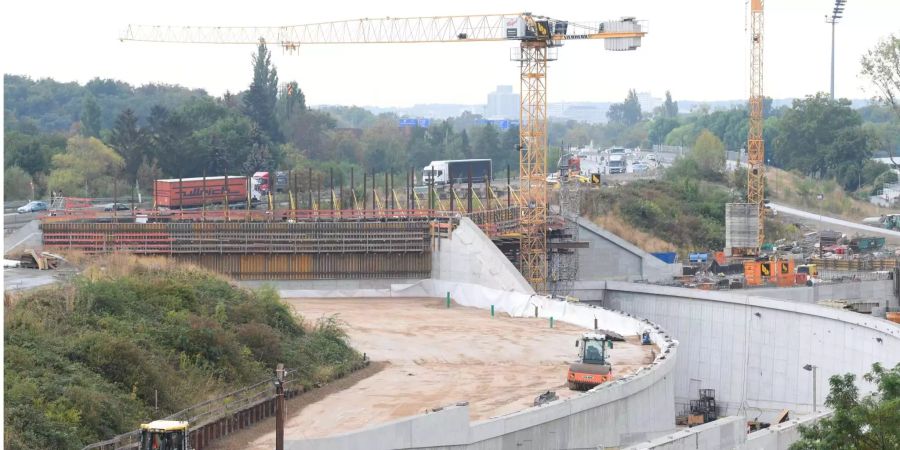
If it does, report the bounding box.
[154,176,249,208]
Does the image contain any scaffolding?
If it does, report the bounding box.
[550,177,581,297]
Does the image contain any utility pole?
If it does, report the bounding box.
[275,363,285,450]
[803,364,818,412]
[825,0,846,99]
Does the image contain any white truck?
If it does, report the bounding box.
[608,154,627,174]
[422,159,492,186]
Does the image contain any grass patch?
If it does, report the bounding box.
[766,167,883,220]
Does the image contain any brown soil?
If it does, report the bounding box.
[237,297,655,447]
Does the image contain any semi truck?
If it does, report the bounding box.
[608,154,626,174]
[154,172,275,208]
[422,159,492,186]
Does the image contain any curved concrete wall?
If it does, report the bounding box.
[283,282,680,450]
[600,281,900,420]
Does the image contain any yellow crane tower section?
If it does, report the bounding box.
[747,0,765,248]
[122,14,646,292]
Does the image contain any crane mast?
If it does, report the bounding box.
[747,0,765,248]
[122,13,645,292]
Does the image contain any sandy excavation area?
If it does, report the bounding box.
[248,297,655,446]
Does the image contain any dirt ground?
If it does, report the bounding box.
[237,297,655,448]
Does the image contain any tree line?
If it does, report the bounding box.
[5,36,900,200]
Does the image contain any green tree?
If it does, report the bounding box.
[861,34,900,120]
[499,125,521,174]
[49,136,124,197]
[659,90,678,118]
[243,41,281,143]
[4,131,66,176]
[649,117,680,145]
[109,109,147,183]
[607,89,642,126]
[691,129,726,181]
[861,34,900,167]
[664,123,699,147]
[791,363,900,450]
[773,93,874,187]
[80,94,102,138]
[279,81,306,117]
[4,166,33,200]
[472,124,501,162]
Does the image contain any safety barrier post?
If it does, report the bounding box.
[550,316,554,328]
[491,305,494,318]
[446,292,451,308]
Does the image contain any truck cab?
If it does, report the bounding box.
[608,154,626,174]
[251,172,270,202]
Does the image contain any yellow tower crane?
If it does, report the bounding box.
[121,14,646,292]
[747,0,766,248]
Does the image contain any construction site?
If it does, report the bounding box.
[4,4,900,450]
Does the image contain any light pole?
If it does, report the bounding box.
[803,364,818,413]
[825,0,846,99]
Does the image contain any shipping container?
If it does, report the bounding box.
[154,176,248,208]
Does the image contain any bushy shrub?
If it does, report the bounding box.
[4,258,362,449]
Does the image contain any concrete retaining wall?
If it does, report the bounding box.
[599,281,900,420]
[432,217,535,294]
[623,410,831,450]
[743,279,898,310]
[623,416,745,450]
[575,218,680,283]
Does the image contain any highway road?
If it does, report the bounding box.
[768,202,900,239]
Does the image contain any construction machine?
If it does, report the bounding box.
[863,214,900,230]
[567,332,613,390]
[139,420,189,450]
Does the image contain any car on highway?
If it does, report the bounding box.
[17,201,48,214]
[646,154,657,161]
[632,162,650,173]
[103,202,130,211]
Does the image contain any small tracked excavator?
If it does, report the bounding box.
[567,332,613,390]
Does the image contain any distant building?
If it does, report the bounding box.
[636,91,661,114]
[486,86,520,120]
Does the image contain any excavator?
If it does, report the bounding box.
[139,420,189,450]
[567,332,613,390]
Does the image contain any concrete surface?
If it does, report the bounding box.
[3,267,60,292]
[3,219,42,256]
[769,201,900,241]
[432,217,534,294]
[623,410,831,450]
[575,218,680,283]
[743,279,898,310]
[597,281,900,421]
[623,416,745,450]
[246,296,658,449]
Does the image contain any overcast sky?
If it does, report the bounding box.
[2,0,899,107]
